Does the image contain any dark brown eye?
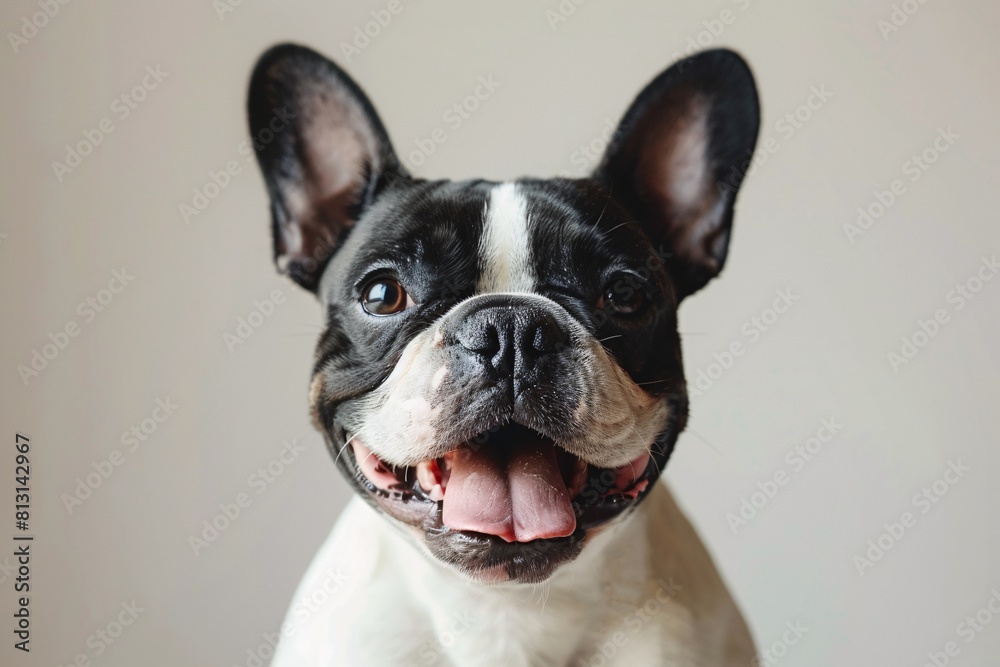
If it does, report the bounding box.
[361,278,408,316]
[599,276,646,316]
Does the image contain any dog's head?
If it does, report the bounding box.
[247,44,759,583]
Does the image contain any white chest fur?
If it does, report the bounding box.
[271,482,754,666]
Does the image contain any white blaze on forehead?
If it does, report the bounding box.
[477,182,534,293]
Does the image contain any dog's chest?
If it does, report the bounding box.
[371,503,696,666]
[414,588,594,666]
[408,577,692,667]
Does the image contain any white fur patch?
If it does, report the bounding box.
[477,182,534,293]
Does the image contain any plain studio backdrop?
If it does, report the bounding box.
[1,0,998,665]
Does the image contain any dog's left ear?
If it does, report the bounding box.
[594,49,760,300]
[247,43,406,292]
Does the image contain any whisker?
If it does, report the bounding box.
[634,378,671,387]
[647,449,663,476]
[332,441,353,469]
[332,426,372,469]
[602,220,634,236]
[591,190,612,230]
[623,424,663,478]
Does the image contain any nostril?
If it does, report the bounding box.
[525,315,565,356]
[457,323,501,357]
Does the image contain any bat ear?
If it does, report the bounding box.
[594,49,760,300]
[247,43,408,291]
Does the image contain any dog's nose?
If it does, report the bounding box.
[451,297,569,382]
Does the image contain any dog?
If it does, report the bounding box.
[247,43,760,666]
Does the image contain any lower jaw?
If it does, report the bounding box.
[340,431,657,582]
[425,528,587,584]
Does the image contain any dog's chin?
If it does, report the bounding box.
[424,527,587,585]
[332,423,662,584]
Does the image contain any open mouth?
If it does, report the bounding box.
[347,423,653,544]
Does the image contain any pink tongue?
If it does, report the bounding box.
[442,437,577,543]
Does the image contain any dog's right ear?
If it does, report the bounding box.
[247,43,407,292]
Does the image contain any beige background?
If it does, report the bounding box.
[1,0,998,665]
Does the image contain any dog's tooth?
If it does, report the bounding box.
[416,459,439,493]
[567,458,588,498]
[438,452,455,487]
[429,483,445,502]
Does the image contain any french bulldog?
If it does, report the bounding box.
[247,43,760,666]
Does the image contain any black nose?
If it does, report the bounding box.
[451,297,569,382]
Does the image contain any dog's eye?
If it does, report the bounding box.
[361,278,410,316]
[598,276,646,316]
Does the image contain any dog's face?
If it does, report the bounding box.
[248,45,759,583]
